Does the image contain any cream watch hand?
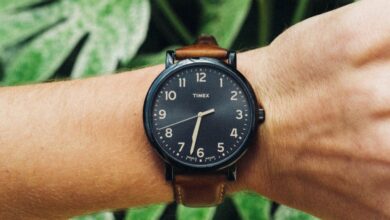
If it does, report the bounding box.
[189,108,215,155]
[200,108,215,116]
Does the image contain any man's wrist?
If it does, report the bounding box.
[226,48,281,197]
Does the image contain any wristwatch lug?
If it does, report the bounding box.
[165,163,174,181]
[166,50,175,68]
[226,165,237,181]
[227,51,237,68]
[258,108,265,124]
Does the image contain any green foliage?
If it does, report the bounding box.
[275,206,320,220]
[291,0,310,25]
[69,193,319,220]
[126,204,166,220]
[127,47,177,69]
[71,211,115,220]
[0,0,41,12]
[197,0,252,48]
[0,0,150,85]
[232,191,271,220]
[177,205,216,220]
[0,0,356,219]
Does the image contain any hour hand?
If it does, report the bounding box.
[200,108,215,117]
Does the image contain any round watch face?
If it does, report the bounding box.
[144,58,258,170]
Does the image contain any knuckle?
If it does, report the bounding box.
[314,0,390,65]
[270,0,390,74]
[340,1,390,65]
[370,83,390,115]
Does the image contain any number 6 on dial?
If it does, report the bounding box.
[197,148,204,158]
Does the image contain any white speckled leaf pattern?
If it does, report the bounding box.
[0,5,65,51]
[275,205,320,220]
[122,0,151,64]
[71,0,150,78]
[71,211,115,220]
[232,191,271,220]
[0,0,150,84]
[0,0,42,12]
[4,18,84,84]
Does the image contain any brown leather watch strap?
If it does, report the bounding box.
[172,36,230,207]
[174,173,226,207]
[175,35,228,60]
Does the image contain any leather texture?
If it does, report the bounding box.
[175,35,228,60]
[174,173,226,207]
[172,35,229,207]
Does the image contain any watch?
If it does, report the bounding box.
[143,35,265,207]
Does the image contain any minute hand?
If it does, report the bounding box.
[189,108,215,155]
[190,115,202,155]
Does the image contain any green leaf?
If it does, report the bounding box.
[72,0,151,78]
[127,46,178,69]
[0,0,42,12]
[1,0,150,84]
[71,211,115,220]
[0,5,65,50]
[177,205,216,220]
[71,28,120,78]
[274,206,319,220]
[291,0,310,25]
[198,0,251,48]
[257,0,272,46]
[121,0,151,64]
[4,19,84,85]
[127,52,165,69]
[232,191,271,220]
[125,204,166,220]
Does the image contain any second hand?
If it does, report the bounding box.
[157,115,198,130]
[156,108,215,130]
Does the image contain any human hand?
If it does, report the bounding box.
[238,0,390,219]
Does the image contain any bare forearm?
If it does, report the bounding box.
[0,65,172,218]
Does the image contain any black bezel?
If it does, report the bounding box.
[143,57,259,171]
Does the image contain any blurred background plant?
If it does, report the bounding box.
[0,0,356,219]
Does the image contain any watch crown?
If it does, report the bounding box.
[258,108,265,123]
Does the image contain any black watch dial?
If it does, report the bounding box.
[145,60,257,169]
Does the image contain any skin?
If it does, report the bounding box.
[0,0,389,219]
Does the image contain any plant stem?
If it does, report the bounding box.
[155,0,193,44]
[257,0,272,46]
[291,0,310,25]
